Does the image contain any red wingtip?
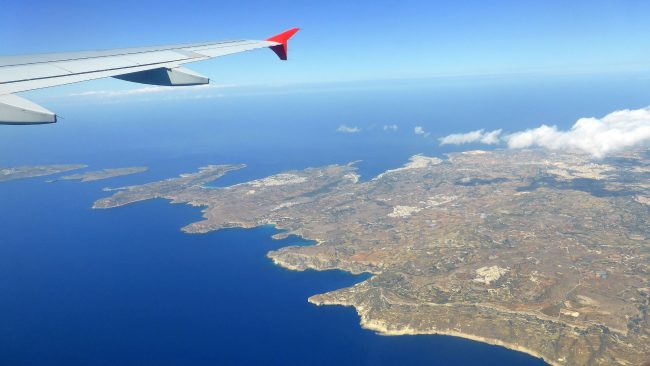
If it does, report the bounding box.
[266,28,300,44]
[266,28,300,60]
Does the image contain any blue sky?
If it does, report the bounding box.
[3,1,650,166]
[3,0,650,90]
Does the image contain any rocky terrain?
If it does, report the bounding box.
[93,149,650,366]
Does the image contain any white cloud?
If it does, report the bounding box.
[69,84,233,98]
[414,126,430,137]
[506,107,650,158]
[383,124,399,131]
[437,106,650,158]
[439,129,502,145]
[480,129,503,144]
[337,124,361,133]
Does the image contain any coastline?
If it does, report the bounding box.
[263,230,553,365]
[88,152,650,366]
[308,297,555,366]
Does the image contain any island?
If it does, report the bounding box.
[93,149,650,366]
[51,166,148,182]
[0,164,86,182]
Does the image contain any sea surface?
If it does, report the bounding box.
[3,74,650,365]
[0,173,546,366]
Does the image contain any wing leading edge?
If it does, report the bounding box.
[0,28,299,125]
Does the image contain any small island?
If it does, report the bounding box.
[0,164,86,182]
[51,167,148,183]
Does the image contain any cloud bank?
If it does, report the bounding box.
[439,129,502,145]
[337,124,361,133]
[69,84,228,98]
[506,107,650,158]
[438,106,650,158]
[383,124,399,131]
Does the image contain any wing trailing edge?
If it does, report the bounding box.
[113,67,209,86]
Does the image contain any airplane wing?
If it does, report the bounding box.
[0,28,299,125]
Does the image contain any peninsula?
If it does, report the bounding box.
[93,149,650,366]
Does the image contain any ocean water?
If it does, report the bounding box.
[0,175,546,366]
[3,75,650,365]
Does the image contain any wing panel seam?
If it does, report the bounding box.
[0,40,256,68]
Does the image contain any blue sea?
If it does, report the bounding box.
[3,74,650,365]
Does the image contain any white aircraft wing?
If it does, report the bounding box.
[0,28,299,125]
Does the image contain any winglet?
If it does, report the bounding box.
[266,28,300,60]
